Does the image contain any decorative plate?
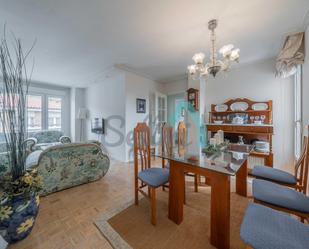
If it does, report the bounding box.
[214,104,228,112]
[214,120,223,124]
[230,102,249,111]
[252,103,268,111]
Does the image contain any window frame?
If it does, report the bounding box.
[26,93,43,133]
[27,86,70,135]
[46,95,63,131]
[294,65,302,159]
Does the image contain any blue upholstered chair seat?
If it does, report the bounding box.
[138,168,169,188]
[240,203,309,249]
[252,165,297,184]
[253,179,309,213]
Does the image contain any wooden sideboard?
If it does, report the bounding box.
[206,98,274,167]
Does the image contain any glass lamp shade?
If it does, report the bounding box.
[219,44,234,57]
[221,61,230,71]
[192,53,205,64]
[77,108,88,119]
[200,67,209,77]
[187,65,196,75]
[230,48,240,61]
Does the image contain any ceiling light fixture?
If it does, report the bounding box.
[187,19,240,79]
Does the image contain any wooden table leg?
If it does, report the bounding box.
[236,159,247,197]
[211,173,230,249]
[168,160,185,224]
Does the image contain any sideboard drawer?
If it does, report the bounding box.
[206,125,273,134]
[249,126,273,134]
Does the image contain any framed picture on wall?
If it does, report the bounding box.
[136,98,146,113]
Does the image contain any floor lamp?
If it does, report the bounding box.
[77,108,88,142]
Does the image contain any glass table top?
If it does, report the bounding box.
[155,144,254,176]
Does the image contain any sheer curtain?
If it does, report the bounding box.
[276,32,305,159]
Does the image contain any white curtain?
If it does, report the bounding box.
[275,32,305,78]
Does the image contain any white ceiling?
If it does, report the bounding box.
[0,0,309,87]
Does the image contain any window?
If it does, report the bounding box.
[27,95,43,132]
[294,65,302,159]
[48,97,62,131]
[156,93,167,135]
[26,94,64,132]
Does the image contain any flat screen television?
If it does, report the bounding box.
[91,118,105,134]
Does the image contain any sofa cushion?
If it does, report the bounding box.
[252,165,297,184]
[253,179,309,213]
[25,150,43,169]
[240,203,309,249]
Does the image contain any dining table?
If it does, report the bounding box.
[156,144,253,249]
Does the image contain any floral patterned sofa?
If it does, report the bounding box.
[0,142,110,196]
[27,142,110,196]
[0,130,70,176]
[0,136,35,176]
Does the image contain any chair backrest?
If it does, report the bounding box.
[177,122,186,156]
[304,134,309,195]
[295,132,309,195]
[162,123,173,156]
[161,123,173,168]
[134,123,151,173]
[301,125,309,195]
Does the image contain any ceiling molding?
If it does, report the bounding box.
[303,7,309,28]
[158,74,188,84]
[82,65,125,86]
[114,64,159,83]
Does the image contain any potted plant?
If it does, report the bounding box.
[0,30,42,243]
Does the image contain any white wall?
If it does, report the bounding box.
[302,25,309,135]
[205,58,294,172]
[84,70,163,162]
[85,73,127,161]
[161,78,187,95]
[70,88,86,142]
[186,77,201,154]
[124,72,163,161]
[70,88,76,140]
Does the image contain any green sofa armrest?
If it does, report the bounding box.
[59,136,71,144]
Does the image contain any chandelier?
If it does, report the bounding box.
[187,19,240,79]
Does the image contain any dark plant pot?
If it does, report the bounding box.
[0,193,40,244]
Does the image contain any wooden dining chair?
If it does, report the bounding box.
[134,123,169,225]
[162,123,174,169]
[252,136,308,193]
[178,122,199,192]
[161,123,173,192]
[252,129,309,222]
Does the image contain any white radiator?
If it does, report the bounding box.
[248,156,264,169]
